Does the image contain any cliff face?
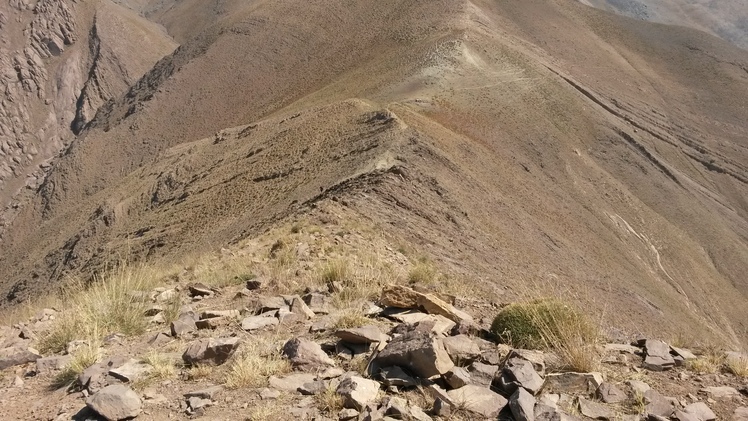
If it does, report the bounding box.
[0,0,175,225]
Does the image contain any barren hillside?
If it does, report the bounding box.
[1,0,747,351]
[581,0,748,49]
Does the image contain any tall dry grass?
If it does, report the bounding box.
[38,263,159,354]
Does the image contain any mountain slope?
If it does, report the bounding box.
[0,0,746,346]
[0,0,176,219]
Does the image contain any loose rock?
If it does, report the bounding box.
[337,376,380,410]
[374,331,453,378]
[510,387,536,421]
[86,384,142,421]
[182,337,241,365]
[282,338,335,370]
[447,385,507,418]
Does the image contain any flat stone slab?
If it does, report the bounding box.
[241,316,279,331]
[335,326,390,344]
[447,385,507,418]
[109,359,153,382]
[269,373,317,391]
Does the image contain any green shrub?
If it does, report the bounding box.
[490,298,600,371]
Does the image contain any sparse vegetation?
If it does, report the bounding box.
[408,262,438,285]
[224,340,291,389]
[687,348,725,374]
[491,298,601,371]
[187,364,214,380]
[319,259,350,286]
[39,264,157,354]
[333,309,373,329]
[141,351,177,380]
[315,385,344,413]
[725,353,748,377]
[52,341,101,389]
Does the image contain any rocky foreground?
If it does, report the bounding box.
[0,274,746,421]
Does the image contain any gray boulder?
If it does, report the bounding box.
[86,384,142,421]
[282,338,335,370]
[510,387,536,421]
[337,376,380,410]
[447,385,507,418]
[374,331,453,378]
[182,337,241,365]
[643,340,675,371]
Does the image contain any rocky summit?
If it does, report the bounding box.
[0,0,746,420]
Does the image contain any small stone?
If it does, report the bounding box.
[444,366,472,389]
[109,359,153,383]
[468,361,498,388]
[378,366,418,388]
[246,278,263,290]
[339,408,359,420]
[282,338,335,370]
[258,388,280,400]
[597,383,627,404]
[447,385,507,418]
[241,315,279,331]
[188,283,214,297]
[335,326,390,344]
[544,372,603,395]
[627,379,651,395]
[684,402,716,421]
[643,340,675,371]
[670,346,697,361]
[433,397,452,417]
[257,296,288,312]
[302,293,332,314]
[644,389,676,418]
[299,380,327,395]
[672,410,700,421]
[337,376,380,410]
[509,387,536,421]
[700,386,740,399]
[182,337,241,366]
[269,373,317,391]
[184,385,223,400]
[36,355,72,374]
[578,396,614,420]
[500,358,544,395]
[187,396,212,411]
[733,407,748,421]
[441,335,481,364]
[291,298,316,319]
[374,331,453,378]
[143,305,163,317]
[148,332,172,346]
[507,348,547,374]
[170,314,197,337]
[86,384,142,421]
[0,345,41,369]
[13,375,24,387]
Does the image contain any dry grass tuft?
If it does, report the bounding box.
[491,298,601,372]
[725,353,748,377]
[315,385,344,413]
[52,341,101,389]
[687,348,725,374]
[187,364,214,380]
[408,262,438,285]
[141,351,177,380]
[320,260,350,285]
[333,309,373,329]
[39,264,157,354]
[224,339,291,389]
